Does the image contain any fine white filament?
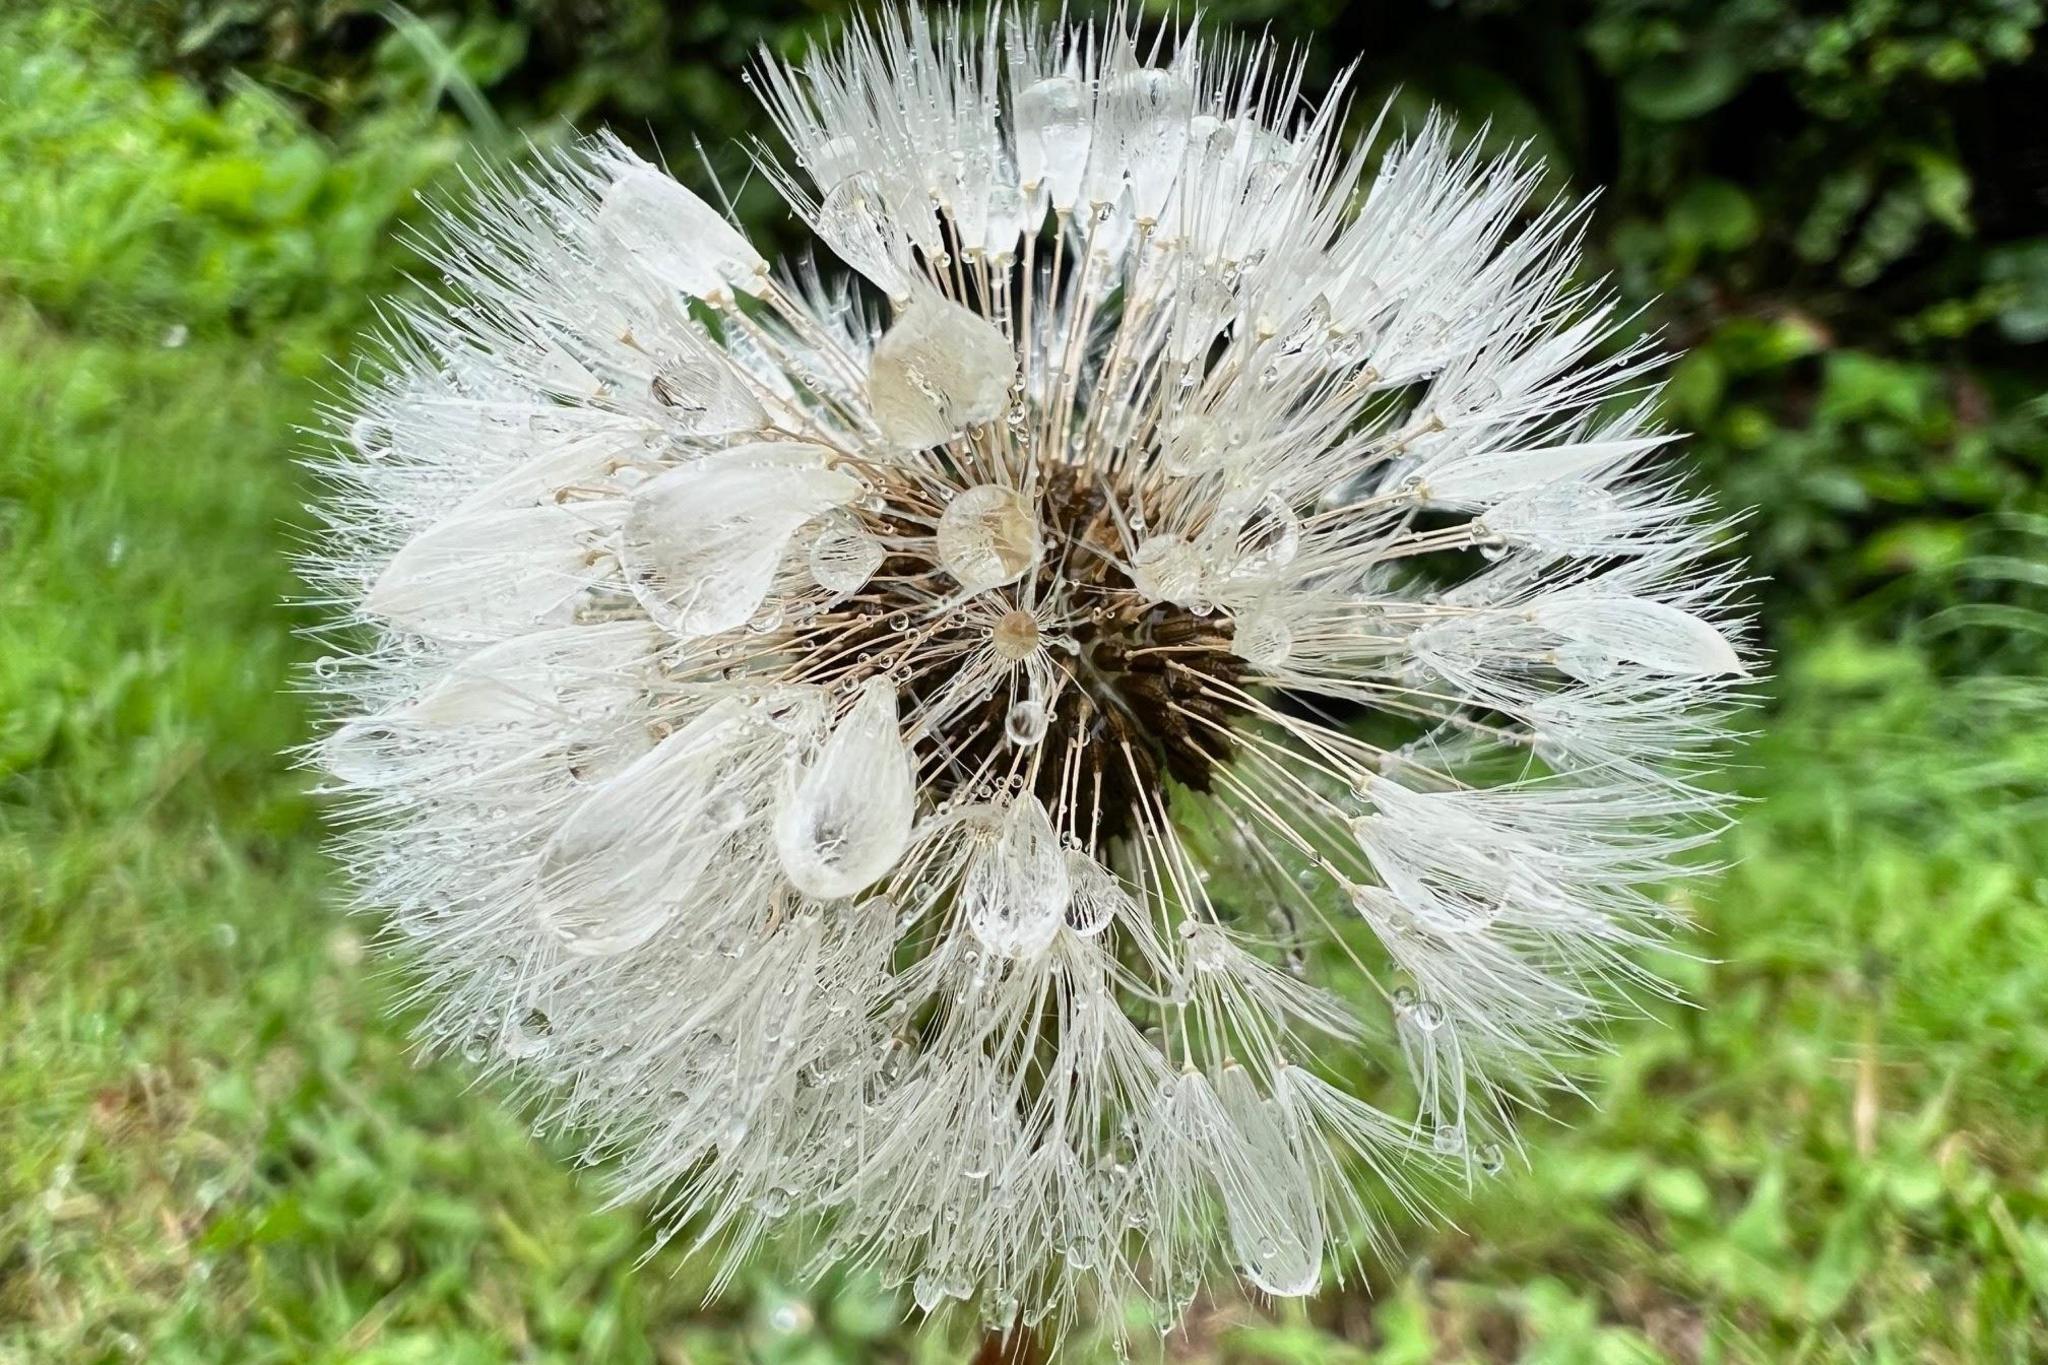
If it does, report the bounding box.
[307,3,1750,1341]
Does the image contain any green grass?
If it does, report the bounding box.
[0,7,460,342]
[4,11,2048,1362]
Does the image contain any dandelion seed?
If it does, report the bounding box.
[308,4,1750,1342]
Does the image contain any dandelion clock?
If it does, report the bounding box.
[308,3,1750,1343]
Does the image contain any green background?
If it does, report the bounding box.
[4,1,2046,1360]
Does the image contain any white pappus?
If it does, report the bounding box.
[303,2,1752,1341]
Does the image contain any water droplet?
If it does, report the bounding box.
[1130,535,1201,605]
[869,295,1017,448]
[936,484,1041,594]
[962,795,1071,958]
[1005,698,1048,746]
[503,1007,554,1059]
[621,444,859,637]
[990,608,1040,661]
[1065,850,1128,938]
[596,163,766,299]
[1534,595,1744,679]
[774,678,916,899]
[348,417,392,460]
[537,701,748,955]
[1161,413,1222,476]
[711,791,751,832]
[1552,640,1612,681]
[798,517,880,593]
[1179,920,1231,972]
[1447,374,1502,416]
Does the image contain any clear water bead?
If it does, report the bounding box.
[348,417,391,460]
[1160,412,1224,477]
[1212,1069,1325,1297]
[1130,535,1202,605]
[1005,698,1048,747]
[648,332,776,435]
[868,295,1017,448]
[595,163,766,300]
[502,1007,554,1060]
[1553,640,1613,681]
[963,795,1071,959]
[1098,66,1194,222]
[807,518,884,595]
[362,503,598,638]
[1064,850,1128,938]
[537,702,749,956]
[813,172,911,296]
[1015,75,1091,212]
[773,678,916,899]
[1484,483,1627,554]
[936,484,1041,594]
[1179,920,1231,972]
[621,444,859,638]
[990,607,1041,661]
[1204,490,1302,582]
[1533,595,1744,678]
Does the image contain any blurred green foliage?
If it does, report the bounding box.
[5,2,2048,1361]
[0,9,466,342]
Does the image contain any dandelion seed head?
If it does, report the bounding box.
[306,2,1750,1337]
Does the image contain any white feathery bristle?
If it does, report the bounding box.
[305,2,1752,1342]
